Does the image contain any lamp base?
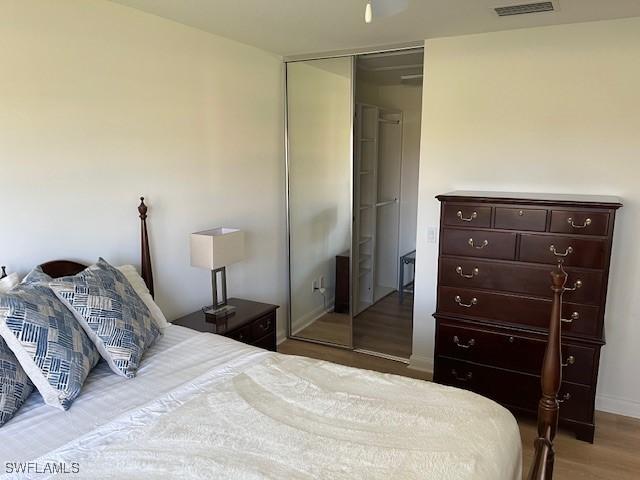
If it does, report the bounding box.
[204,304,236,321]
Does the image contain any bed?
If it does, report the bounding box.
[1,198,565,479]
[3,324,522,479]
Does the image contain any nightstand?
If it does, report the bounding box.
[173,298,279,351]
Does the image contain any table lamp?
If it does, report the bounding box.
[190,227,245,320]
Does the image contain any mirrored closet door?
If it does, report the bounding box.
[286,57,354,347]
[286,48,422,356]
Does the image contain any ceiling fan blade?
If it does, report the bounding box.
[371,0,410,18]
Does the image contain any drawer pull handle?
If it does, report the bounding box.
[453,335,476,349]
[456,266,479,278]
[561,312,580,324]
[454,295,477,308]
[567,217,592,229]
[518,210,525,216]
[549,245,573,257]
[457,210,478,222]
[261,320,272,330]
[451,369,473,382]
[468,238,489,249]
[558,392,571,403]
[564,280,583,292]
[562,355,576,367]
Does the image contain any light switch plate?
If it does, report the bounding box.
[427,227,438,244]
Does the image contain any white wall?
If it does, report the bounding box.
[413,17,640,417]
[0,0,288,338]
[288,59,352,333]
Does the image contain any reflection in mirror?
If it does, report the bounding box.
[287,57,353,347]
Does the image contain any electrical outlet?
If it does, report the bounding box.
[427,227,437,244]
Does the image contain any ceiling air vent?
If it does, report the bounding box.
[494,2,555,16]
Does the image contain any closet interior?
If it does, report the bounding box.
[353,104,402,315]
[351,50,423,359]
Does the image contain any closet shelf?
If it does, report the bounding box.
[359,254,371,264]
[375,198,398,208]
[358,268,372,277]
[378,118,400,125]
[360,138,376,142]
[359,170,371,175]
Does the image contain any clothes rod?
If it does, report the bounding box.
[375,198,398,207]
[378,118,400,125]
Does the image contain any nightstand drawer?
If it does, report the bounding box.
[253,333,276,351]
[228,324,253,343]
[251,312,275,339]
[173,299,279,350]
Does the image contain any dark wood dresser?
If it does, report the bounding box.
[173,298,278,351]
[433,191,622,442]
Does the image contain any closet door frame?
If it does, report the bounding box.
[284,42,423,349]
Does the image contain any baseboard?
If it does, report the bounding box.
[596,393,640,419]
[408,353,433,373]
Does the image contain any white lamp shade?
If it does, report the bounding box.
[190,228,245,270]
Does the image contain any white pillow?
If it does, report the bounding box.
[0,273,19,293]
[117,265,170,330]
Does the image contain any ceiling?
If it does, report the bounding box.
[109,0,640,56]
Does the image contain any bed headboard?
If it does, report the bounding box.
[39,197,154,296]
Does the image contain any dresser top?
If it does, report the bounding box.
[436,191,622,208]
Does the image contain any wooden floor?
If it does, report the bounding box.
[295,311,351,346]
[354,291,413,358]
[295,291,414,357]
[278,339,640,480]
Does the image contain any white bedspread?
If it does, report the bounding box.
[2,327,522,479]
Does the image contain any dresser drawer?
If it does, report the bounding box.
[437,287,601,338]
[441,229,516,260]
[437,321,597,385]
[443,204,491,228]
[495,207,547,232]
[435,357,593,422]
[519,234,607,269]
[550,210,609,236]
[251,312,276,339]
[439,257,604,305]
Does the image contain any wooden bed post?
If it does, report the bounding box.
[138,197,154,297]
[528,262,567,480]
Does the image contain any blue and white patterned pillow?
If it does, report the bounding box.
[21,266,52,285]
[50,258,161,379]
[0,336,34,426]
[0,269,101,411]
